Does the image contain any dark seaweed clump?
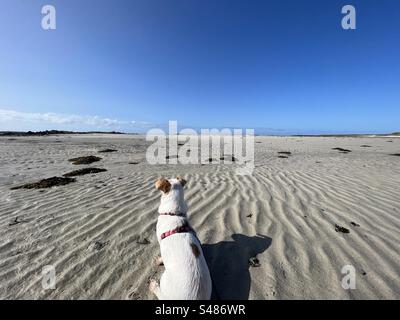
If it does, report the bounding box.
[278,151,292,155]
[332,148,352,153]
[63,168,107,177]
[68,156,102,165]
[11,177,76,190]
[249,256,261,267]
[98,149,118,153]
[335,224,350,234]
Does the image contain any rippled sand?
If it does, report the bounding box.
[0,134,399,299]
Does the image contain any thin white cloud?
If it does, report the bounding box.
[0,108,152,132]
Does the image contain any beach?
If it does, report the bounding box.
[0,133,399,299]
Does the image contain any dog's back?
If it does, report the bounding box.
[158,231,212,300]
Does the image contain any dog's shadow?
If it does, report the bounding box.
[202,234,272,300]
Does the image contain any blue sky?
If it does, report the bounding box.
[0,0,399,134]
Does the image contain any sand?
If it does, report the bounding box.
[0,134,399,299]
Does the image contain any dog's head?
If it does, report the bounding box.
[155,176,187,194]
[155,177,188,213]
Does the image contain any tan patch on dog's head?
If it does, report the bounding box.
[176,176,187,187]
[155,178,171,194]
[190,243,200,258]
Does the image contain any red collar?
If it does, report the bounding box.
[161,224,195,240]
[159,212,187,217]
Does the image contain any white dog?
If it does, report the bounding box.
[149,177,212,300]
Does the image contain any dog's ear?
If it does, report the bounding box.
[176,176,187,187]
[155,178,171,194]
